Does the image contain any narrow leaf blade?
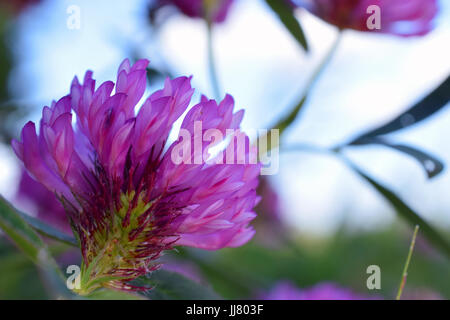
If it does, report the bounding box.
[265,0,308,51]
[17,210,78,247]
[343,160,450,258]
[259,95,307,153]
[0,195,74,298]
[272,95,307,135]
[349,75,450,142]
[350,137,445,179]
[0,195,45,263]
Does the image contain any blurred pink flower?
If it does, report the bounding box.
[402,288,444,300]
[261,281,374,300]
[162,261,205,284]
[16,170,70,234]
[12,58,260,292]
[253,177,286,247]
[0,0,41,16]
[152,0,234,23]
[255,177,281,224]
[293,0,438,37]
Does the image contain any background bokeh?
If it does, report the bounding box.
[0,0,449,299]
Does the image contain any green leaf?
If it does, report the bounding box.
[0,195,46,264]
[135,269,221,300]
[258,95,307,153]
[265,0,308,52]
[0,241,50,299]
[342,159,450,259]
[16,209,78,247]
[348,137,444,179]
[0,195,74,298]
[348,75,450,142]
[272,95,307,136]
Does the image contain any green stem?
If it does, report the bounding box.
[207,21,221,100]
[396,225,419,300]
[77,244,109,295]
[259,32,342,152]
[302,31,342,95]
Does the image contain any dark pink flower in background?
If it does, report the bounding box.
[255,177,281,223]
[292,0,438,37]
[12,58,260,293]
[259,281,304,300]
[253,177,287,247]
[16,170,70,234]
[162,261,205,284]
[261,281,373,300]
[0,0,41,16]
[151,0,234,23]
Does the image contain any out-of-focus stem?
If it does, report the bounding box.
[302,32,342,94]
[257,31,342,153]
[207,21,221,100]
[396,225,419,300]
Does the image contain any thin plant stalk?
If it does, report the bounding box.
[258,32,342,152]
[396,225,420,300]
[207,21,221,100]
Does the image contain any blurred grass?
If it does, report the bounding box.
[0,239,80,299]
[1,223,448,299]
[0,240,49,299]
[175,224,450,300]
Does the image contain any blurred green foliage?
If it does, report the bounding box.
[0,240,50,299]
[174,224,449,300]
[1,222,448,299]
[0,10,29,143]
[0,2,448,301]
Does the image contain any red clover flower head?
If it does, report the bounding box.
[12,58,261,293]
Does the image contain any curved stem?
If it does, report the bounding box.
[207,22,221,100]
[258,32,342,153]
[302,31,342,94]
